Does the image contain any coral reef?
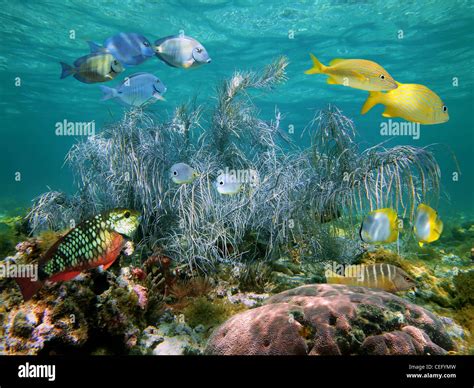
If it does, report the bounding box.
[2,58,463,356]
[27,57,440,275]
[205,284,454,355]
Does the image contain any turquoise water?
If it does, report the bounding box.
[0,0,473,215]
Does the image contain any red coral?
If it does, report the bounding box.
[131,267,146,281]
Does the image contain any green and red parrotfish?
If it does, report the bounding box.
[15,208,140,301]
[304,53,397,91]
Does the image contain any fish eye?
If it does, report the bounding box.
[143,41,150,47]
[173,171,178,176]
[219,181,224,185]
[196,47,203,53]
[124,211,131,218]
[405,276,412,282]
[442,105,447,112]
[379,74,385,80]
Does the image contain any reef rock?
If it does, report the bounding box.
[1,283,93,355]
[205,284,454,355]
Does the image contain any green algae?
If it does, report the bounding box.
[452,270,474,307]
[183,296,244,330]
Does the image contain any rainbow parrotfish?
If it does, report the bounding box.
[15,208,140,301]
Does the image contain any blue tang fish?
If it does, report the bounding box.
[88,32,155,67]
[99,72,167,107]
[154,34,211,69]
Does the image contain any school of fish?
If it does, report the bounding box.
[305,54,449,125]
[60,32,211,107]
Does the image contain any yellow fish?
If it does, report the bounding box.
[361,82,449,124]
[359,208,399,244]
[60,53,124,84]
[304,53,397,91]
[326,263,416,293]
[413,203,443,247]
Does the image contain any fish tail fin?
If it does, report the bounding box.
[14,277,43,301]
[99,85,118,101]
[304,53,326,74]
[361,91,383,115]
[59,62,75,79]
[87,40,104,53]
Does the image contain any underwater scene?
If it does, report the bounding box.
[0,0,473,366]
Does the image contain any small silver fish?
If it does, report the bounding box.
[170,163,199,184]
[99,72,166,106]
[215,173,241,195]
[154,34,211,69]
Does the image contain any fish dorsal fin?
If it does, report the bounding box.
[87,41,106,53]
[155,34,192,47]
[344,265,363,277]
[329,58,346,66]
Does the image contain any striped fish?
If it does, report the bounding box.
[326,263,416,293]
[15,208,140,301]
[361,82,449,124]
[60,53,124,84]
[304,54,397,91]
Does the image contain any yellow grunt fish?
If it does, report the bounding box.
[304,53,397,91]
[361,82,449,124]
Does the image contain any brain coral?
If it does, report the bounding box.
[206,284,454,355]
